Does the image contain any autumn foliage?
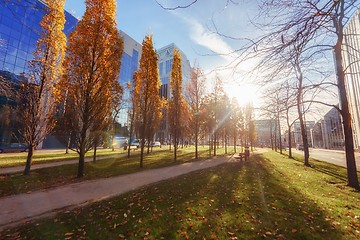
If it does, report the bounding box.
[133,35,163,167]
[21,0,67,175]
[59,0,123,177]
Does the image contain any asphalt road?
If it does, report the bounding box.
[292,148,360,169]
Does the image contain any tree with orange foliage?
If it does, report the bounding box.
[21,0,66,175]
[168,49,183,161]
[133,35,162,167]
[59,0,123,177]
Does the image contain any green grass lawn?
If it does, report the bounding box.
[1,150,360,239]
[0,146,235,197]
[0,148,128,168]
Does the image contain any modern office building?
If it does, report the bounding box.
[312,107,344,150]
[0,0,141,146]
[156,43,191,143]
[254,119,278,147]
[293,120,315,147]
[0,0,77,144]
[117,30,142,127]
[343,8,360,150]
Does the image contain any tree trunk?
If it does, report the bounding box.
[23,145,34,175]
[78,147,85,178]
[295,61,310,166]
[225,132,228,154]
[174,131,177,162]
[333,9,359,188]
[270,121,274,150]
[66,136,70,154]
[213,131,217,156]
[234,135,237,153]
[278,114,282,154]
[93,145,97,162]
[288,126,292,158]
[195,122,198,159]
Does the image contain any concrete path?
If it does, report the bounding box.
[0,155,235,229]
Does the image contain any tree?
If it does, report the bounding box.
[20,0,66,175]
[255,0,359,188]
[0,76,13,98]
[185,64,206,159]
[168,49,183,161]
[59,0,123,177]
[133,35,162,168]
[212,75,225,156]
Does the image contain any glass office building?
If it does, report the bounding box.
[343,8,360,150]
[0,0,142,145]
[0,0,77,76]
[117,30,142,127]
[156,43,191,143]
[0,0,77,144]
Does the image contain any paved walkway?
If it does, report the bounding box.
[0,155,236,229]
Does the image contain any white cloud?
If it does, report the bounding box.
[187,19,238,61]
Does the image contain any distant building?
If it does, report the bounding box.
[343,8,360,150]
[312,120,324,148]
[156,43,191,143]
[293,121,315,147]
[312,107,344,150]
[254,119,278,147]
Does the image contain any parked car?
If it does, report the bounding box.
[0,143,28,153]
[296,144,304,150]
[151,141,161,147]
[113,137,128,150]
[130,139,141,148]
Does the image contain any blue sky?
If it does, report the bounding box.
[64,0,262,104]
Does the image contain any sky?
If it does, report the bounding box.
[64,0,262,106]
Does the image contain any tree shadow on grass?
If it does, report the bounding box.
[290,156,348,183]
[1,154,347,239]
[191,155,345,239]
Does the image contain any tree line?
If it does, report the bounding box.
[2,0,255,178]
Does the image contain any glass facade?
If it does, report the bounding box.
[0,0,77,144]
[0,0,77,76]
[0,1,142,144]
[118,49,139,126]
[156,43,191,142]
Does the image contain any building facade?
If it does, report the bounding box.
[293,121,315,147]
[312,107,344,150]
[0,0,77,144]
[0,0,141,147]
[254,119,278,147]
[156,43,191,143]
[343,8,360,150]
[118,30,141,127]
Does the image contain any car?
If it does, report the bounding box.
[113,137,128,150]
[296,144,304,150]
[151,141,161,147]
[0,143,28,153]
[130,139,141,148]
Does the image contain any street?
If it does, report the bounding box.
[292,148,360,170]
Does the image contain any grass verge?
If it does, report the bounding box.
[0,146,235,197]
[1,150,360,239]
[0,148,127,168]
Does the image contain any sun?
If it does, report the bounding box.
[225,83,260,107]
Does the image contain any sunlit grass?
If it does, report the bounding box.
[2,150,360,239]
[0,148,127,168]
[0,145,235,197]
